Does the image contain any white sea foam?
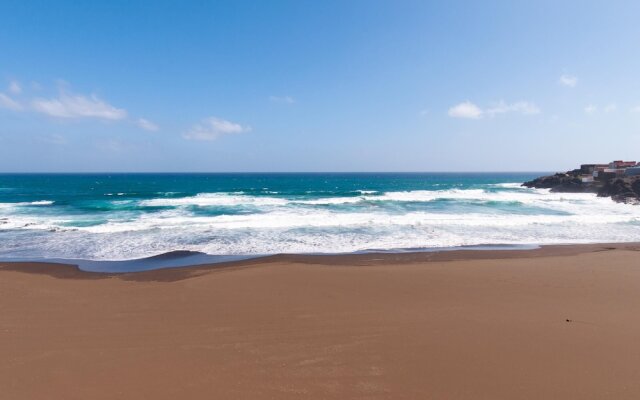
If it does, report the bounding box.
[2,187,640,260]
[139,193,289,207]
[30,200,55,205]
[487,182,525,189]
[0,200,54,208]
[69,208,637,233]
[136,188,584,208]
[295,197,364,205]
[3,211,638,260]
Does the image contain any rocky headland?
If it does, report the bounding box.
[523,169,640,204]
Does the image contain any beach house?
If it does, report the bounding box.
[624,165,640,176]
[588,161,637,181]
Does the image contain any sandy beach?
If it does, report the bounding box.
[2,243,640,399]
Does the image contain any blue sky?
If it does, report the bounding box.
[1,0,640,172]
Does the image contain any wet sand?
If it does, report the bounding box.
[2,243,640,399]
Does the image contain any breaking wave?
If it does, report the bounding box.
[1,178,640,261]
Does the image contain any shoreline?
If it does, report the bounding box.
[2,241,639,279]
[0,243,540,273]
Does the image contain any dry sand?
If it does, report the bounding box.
[2,243,640,399]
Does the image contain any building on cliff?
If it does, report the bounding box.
[609,160,637,169]
[581,164,608,174]
[587,160,637,181]
[581,175,595,183]
[625,166,640,177]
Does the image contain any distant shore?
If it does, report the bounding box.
[2,242,640,399]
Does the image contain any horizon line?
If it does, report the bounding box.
[0,170,554,174]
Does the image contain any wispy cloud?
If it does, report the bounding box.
[269,95,295,104]
[485,101,540,116]
[0,93,23,111]
[32,91,127,120]
[137,118,159,131]
[1,78,163,133]
[448,100,540,119]
[559,74,578,87]
[8,80,21,94]
[183,117,251,141]
[584,103,618,114]
[631,105,640,114]
[448,101,483,119]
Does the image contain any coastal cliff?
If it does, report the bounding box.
[523,170,640,204]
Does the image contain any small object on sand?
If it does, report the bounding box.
[566,319,572,322]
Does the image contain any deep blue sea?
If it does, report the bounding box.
[1,173,639,271]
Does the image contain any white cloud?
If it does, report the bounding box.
[269,95,295,104]
[631,105,640,113]
[585,104,597,114]
[448,101,483,119]
[8,80,21,94]
[137,118,159,131]
[559,74,578,87]
[1,80,161,133]
[183,117,251,141]
[0,93,22,111]
[448,100,540,119]
[603,103,617,113]
[32,92,127,120]
[485,101,540,116]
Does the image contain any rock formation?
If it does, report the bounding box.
[523,170,640,204]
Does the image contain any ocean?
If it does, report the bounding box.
[1,172,639,271]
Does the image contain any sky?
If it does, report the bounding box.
[1,0,640,172]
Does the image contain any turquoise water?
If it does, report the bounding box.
[1,173,640,268]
